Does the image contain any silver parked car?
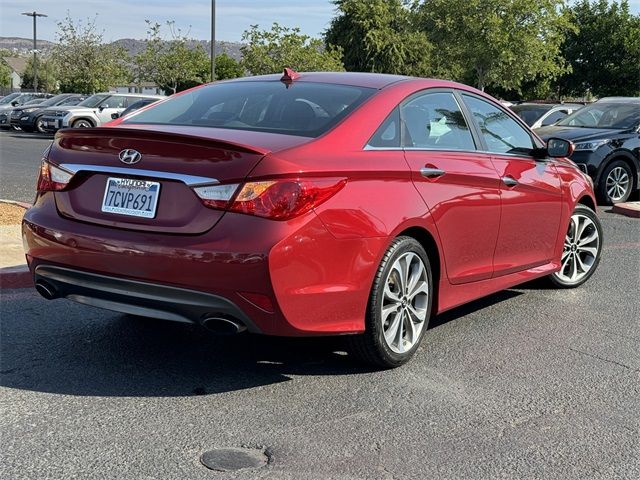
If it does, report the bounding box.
[39,92,165,132]
[510,102,584,129]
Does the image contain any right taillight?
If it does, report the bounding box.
[37,161,74,192]
[193,177,346,221]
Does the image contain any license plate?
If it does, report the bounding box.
[101,177,160,218]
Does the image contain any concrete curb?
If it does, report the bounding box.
[0,265,32,290]
[0,199,31,209]
[0,199,31,289]
[612,202,640,219]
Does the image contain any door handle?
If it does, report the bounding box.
[420,167,446,178]
[501,175,518,187]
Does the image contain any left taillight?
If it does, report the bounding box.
[37,161,74,193]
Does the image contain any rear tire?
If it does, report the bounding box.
[548,205,602,288]
[348,236,433,368]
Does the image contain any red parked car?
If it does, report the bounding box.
[23,71,603,368]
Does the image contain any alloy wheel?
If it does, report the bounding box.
[555,213,600,284]
[606,166,630,202]
[381,252,429,354]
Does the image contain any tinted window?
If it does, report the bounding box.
[542,110,567,126]
[557,103,640,129]
[78,94,109,108]
[0,93,21,104]
[124,81,375,138]
[400,92,475,150]
[463,95,534,155]
[367,107,401,148]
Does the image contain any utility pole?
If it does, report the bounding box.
[22,11,48,93]
[211,0,216,82]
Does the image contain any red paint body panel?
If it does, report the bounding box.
[22,74,597,336]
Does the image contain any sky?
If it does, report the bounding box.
[1,0,639,44]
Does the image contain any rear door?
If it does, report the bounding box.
[401,90,502,284]
[460,93,562,276]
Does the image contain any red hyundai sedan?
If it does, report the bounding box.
[23,71,603,368]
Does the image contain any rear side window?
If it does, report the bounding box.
[400,92,476,150]
[124,81,375,138]
[462,95,534,155]
[367,107,401,148]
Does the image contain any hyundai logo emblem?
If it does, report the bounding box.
[119,149,142,165]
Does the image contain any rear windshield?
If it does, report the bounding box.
[510,105,552,126]
[123,81,376,137]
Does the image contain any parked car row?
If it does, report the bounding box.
[498,98,640,204]
[0,92,165,133]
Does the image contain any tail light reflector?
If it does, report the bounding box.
[193,178,346,220]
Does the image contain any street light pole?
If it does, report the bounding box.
[21,11,48,93]
[211,0,216,82]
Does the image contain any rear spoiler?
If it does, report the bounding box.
[54,126,271,156]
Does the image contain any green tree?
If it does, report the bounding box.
[135,21,210,94]
[52,15,129,93]
[20,56,59,92]
[214,53,244,80]
[415,0,575,93]
[325,0,432,76]
[241,23,344,75]
[0,61,11,88]
[560,0,640,97]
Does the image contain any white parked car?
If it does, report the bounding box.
[39,92,165,132]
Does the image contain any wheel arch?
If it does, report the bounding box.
[396,225,442,315]
[72,117,96,128]
[576,194,596,211]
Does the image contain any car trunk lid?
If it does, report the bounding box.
[49,126,310,234]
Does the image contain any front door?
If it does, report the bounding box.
[460,94,563,276]
[401,90,502,284]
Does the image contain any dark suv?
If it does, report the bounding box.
[536,97,640,204]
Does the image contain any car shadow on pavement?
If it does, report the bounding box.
[0,288,522,398]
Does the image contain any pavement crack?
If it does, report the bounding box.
[567,346,639,373]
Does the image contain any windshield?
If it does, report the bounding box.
[510,104,552,126]
[123,81,375,138]
[0,93,21,105]
[78,94,109,108]
[557,103,640,129]
[38,94,70,107]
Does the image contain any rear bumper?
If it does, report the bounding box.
[34,264,261,332]
[23,193,381,336]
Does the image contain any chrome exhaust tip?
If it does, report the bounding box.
[201,316,247,335]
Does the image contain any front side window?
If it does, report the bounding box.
[124,81,375,138]
[400,92,476,150]
[542,110,568,126]
[462,95,534,155]
[101,95,128,109]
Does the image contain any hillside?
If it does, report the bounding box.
[0,36,243,60]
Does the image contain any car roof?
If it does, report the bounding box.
[94,92,165,98]
[596,97,640,104]
[514,102,582,108]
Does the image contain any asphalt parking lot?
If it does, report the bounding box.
[1,129,639,479]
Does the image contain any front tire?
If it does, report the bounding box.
[548,205,603,288]
[598,160,633,205]
[72,119,93,128]
[348,236,433,368]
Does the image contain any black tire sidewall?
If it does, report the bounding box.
[550,205,603,288]
[367,237,433,367]
[599,160,633,205]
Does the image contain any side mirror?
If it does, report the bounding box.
[111,112,120,119]
[10,101,18,106]
[546,137,574,158]
[98,104,108,111]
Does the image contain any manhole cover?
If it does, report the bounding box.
[200,447,269,472]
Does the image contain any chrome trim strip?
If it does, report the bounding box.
[58,163,219,187]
